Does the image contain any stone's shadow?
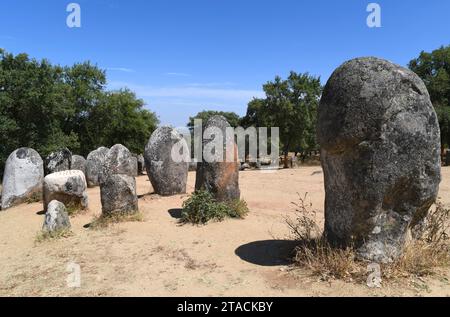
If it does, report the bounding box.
[168,208,183,219]
[83,223,91,229]
[36,210,45,215]
[311,170,322,176]
[235,240,298,266]
[138,192,156,199]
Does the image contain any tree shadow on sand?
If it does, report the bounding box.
[235,240,298,266]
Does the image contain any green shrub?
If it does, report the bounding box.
[181,190,249,225]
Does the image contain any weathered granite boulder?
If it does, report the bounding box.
[195,116,240,202]
[317,57,441,263]
[101,144,137,183]
[71,155,86,176]
[1,148,44,210]
[86,147,109,187]
[145,127,189,196]
[42,200,71,232]
[43,170,88,211]
[44,148,72,175]
[100,174,138,215]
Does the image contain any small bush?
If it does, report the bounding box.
[287,193,450,283]
[89,211,144,230]
[181,190,249,225]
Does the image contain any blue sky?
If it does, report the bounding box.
[1,0,449,127]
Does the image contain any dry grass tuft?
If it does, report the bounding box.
[89,211,144,230]
[287,193,450,284]
[35,229,73,244]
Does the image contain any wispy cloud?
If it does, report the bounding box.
[108,81,264,102]
[106,67,136,73]
[165,72,191,77]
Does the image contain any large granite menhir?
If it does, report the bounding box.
[317,57,441,263]
[195,116,240,202]
[145,127,189,196]
[44,148,72,175]
[86,147,109,187]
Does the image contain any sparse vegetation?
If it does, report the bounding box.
[181,190,249,225]
[287,193,450,283]
[35,229,73,243]
[89,211,144,230]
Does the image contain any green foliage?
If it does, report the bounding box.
[409,45,450,149]
[0,50,159,177]
[187,110,241,129]
[181,190,249,225]
[242,72,322,165]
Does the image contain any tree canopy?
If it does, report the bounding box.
[242,71,322,166]
[409,45,450,150]
[0,49,159,176]
[187,110,241,130]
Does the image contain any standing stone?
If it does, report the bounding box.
[44,148,72,175]
[1,148,44,210]
[144,127,189,196]
[86,147,109,187]
[100,174,138,215]
[195,116,240,202]
[71,155,87,176]
[43,170,88,211]
[317,57,441,263]
[101,144,137,183]
[134,154,145,175]
[42,200,71,232]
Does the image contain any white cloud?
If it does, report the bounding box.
[165,72,191,77]
[106,67,135,73]
[108,81,264,102]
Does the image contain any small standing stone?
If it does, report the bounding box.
[43,170,88,211]
[71,155,87,176]
[100,174,138,215]
[44,148,72,175]
[144,127,189,196]
[42,200,71,232]
[86,147,109,187]
[1,148,44,210]
[195,116,240,202]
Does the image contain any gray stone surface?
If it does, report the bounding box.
[1,148,44,210]
[195,116,240,202]
[100,174,138,215]
[317,57,441,263]
[134,154,145,175]
[43,170,88,211]
[71,155,86,176]
[101,144,137,183]
[86,147,109,187]
[42,200,71,232]
[145,127,189,196]
[44,148,72,175]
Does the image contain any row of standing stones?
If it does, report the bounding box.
[0,57,442,264]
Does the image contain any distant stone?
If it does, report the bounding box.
[101,144,137,183]
[145,127,189,196]
[86,147,109,187]
[195,116,240,202]
[189,162,198,172]
[240,163,250,171]
[42,200,71,232]
[100,174,138,215]
[1,148,44,210]
[134,154,145,175]
[44,148,72,175]
[71,155,86,176]
[43,170,88,212]
[317,57,441,263]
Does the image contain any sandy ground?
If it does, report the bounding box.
[0,166,450,297]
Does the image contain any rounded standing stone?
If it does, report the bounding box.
[101,144,137,183]
[100,174,138,215]
[1,148,44,210]
[43,170,88,212]
[44,148,72,175]
[71,155,87,176]
[144,127,189,196]
[195,116,240,202]
[317,57,441,263]
[42,200,71,232]
[86,147,109,187]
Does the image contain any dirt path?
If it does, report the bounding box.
[0,167,449,296]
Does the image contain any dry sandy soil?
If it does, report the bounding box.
[1,166,450,297]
